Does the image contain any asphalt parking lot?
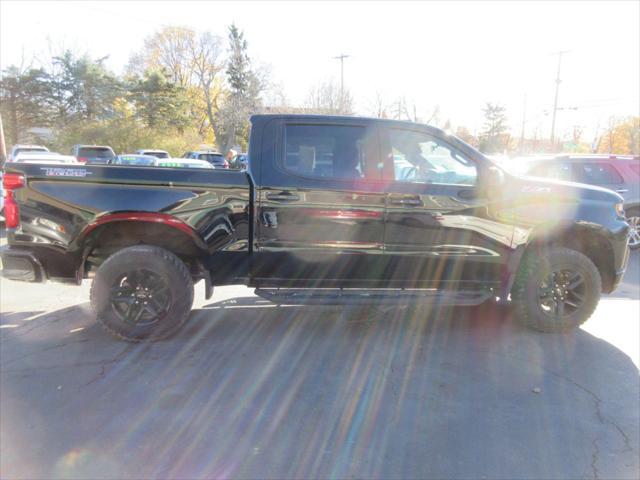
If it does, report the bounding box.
[1,235,639,479]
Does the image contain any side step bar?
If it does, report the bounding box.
[254,288,493,306]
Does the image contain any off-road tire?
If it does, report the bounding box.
[90,245,194,342]
[626,207,640,250]
[511,247,601,332]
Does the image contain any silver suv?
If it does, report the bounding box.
[524,154,640,249]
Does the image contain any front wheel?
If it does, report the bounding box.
[626,208,640,250]
[90,245,194,342]
[511,247,601,332]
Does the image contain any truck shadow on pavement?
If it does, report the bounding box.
[1,297,639,480]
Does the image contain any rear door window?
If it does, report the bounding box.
[283,124,380,181]
[573,163,623,185]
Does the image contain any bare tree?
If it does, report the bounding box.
[188,31,224,142]
[132,26,197,87]
[305,79,353,115]
[370,92,389,118]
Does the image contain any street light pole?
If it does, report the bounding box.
[550,50,570,149]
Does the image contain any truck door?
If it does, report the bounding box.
[381,125,515,289]
[253,120,387,287]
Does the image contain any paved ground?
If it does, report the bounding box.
[1,234,638,479]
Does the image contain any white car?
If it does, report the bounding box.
[135,149,170,159]
[12,152,79,165]
[156,158,215,169]
[8,144,49,162]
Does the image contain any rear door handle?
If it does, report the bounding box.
[265,192,300,202]
[615,189,628,194]
[389,196,423,206]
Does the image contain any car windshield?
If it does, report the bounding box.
[15,147,47,155]
[146,151,169,159]
[78,148,113,158]
[198,153,225,163]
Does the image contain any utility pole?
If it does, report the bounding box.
[333,53,350,112]
[519,93,527,154]
[550,50,570,149]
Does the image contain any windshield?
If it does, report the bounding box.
[198,153,225,163]
[78,148,114,158]
[145,151,169,159]
[15,147,47,155]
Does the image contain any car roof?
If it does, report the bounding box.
[13,144,48,149]
[193,150,223,155]
[77,145,113,150]
[527,154,639,163]
[251,113,449,136]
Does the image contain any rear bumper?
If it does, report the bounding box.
[0,246,46,282]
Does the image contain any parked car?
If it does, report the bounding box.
[182,150,228,168]
[109,154,158,166]
[1,114,630,341]
[8,144,49,162]
[12,152,78,165]
[72,145,116,164]
[156,158,215,169]
[0,171,3,221]
[135,149,170,159]
[230,153,248,170]
[523,154,640,249]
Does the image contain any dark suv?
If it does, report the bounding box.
[523,155,640,248]
[72,145,116,165]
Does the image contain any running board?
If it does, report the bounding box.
[253,288,493,306]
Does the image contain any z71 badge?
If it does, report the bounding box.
[40,167,93,177]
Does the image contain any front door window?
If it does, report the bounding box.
[388,129,477,186]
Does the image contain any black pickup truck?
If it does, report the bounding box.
[1,115,630,341]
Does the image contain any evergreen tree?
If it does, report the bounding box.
[479,103,509,153]
[0,66,53,144]
[218,24,262,151]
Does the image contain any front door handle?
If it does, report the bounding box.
[615,189,628,194]
[389,197,423,206]
[265,192,300,202]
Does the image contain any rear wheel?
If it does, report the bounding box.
[626,208,640,250]
[90,245,194,342]
[511,247,601,332]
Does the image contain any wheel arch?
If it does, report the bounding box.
[524,222,616,292]
[75,213,208,276]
